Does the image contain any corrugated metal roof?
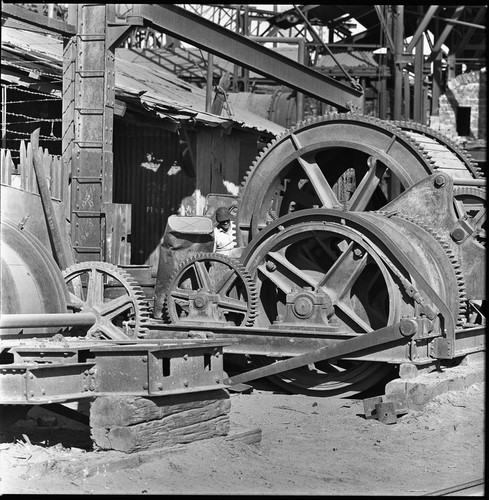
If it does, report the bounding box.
[1,27,285,136]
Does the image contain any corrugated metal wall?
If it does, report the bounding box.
[113,120,196,269]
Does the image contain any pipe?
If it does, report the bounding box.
[0,313,97,329]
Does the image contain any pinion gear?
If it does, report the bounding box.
[62,261,151,340]
[165,253,258,327]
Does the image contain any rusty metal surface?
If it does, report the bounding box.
[224,320,419,386]
[0,338,233,404]
[0,219,68,322]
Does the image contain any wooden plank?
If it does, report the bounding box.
[26,141,37,194]
[103,203,132,265]
[42,148,52,197]
[31,128,71,270]
[51,155,62,200]
[90,390,231,453]
[19,140,27,190]
[0,149,11,185]
[225,427,262,445]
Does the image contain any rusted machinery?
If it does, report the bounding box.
[158,114,486,396]
[0,139,231,415]
[0,114,485,408]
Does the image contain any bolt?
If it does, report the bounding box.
[183,380,189,388]
[216,378,221,384]
[353,247,364,258]
[194,295,207,308]
[434,175,445,187]
[29,391,34,397]
[143,383,149,390]
[367,156,377,168]
[41,389,45,395]
[158,384,163,390]
[29,373,34,379]
[451,228,465,242]
[266,261,277,272]
[399,319,418,336]
[142,356,148,363]
[183,354,188,361]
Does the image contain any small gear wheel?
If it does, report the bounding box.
[165,253,258,327]
[62,261,151,340]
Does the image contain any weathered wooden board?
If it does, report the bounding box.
[90,389,231,453]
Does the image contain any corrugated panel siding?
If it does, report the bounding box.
[113,120,196,269]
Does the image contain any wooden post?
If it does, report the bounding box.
[31,128,72,270]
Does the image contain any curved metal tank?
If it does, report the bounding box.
[1,218,68,336]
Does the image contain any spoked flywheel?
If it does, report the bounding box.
[240,209,461,396]
[237,113,440,245]
[165,253,258,327]
[63,262,151,340]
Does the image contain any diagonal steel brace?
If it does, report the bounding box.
[224,319,420,386]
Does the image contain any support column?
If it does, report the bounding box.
[393,5,404,121]
[413,18,425,123]
[70,4,116,263]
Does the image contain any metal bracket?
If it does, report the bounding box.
[107,17,144,49]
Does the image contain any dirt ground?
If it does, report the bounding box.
[0,378,485,496]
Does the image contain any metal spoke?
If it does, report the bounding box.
[170,288,192,301]
[92,321,129,340]
[335,300,374,333]
[349,161,388,211]
[217,295,249,313]
[318,243,368,300]
[193,261,214,291]
[86,269,104,305]
[297,155,340,209]
[98,294,134,320]
[263,250,318,290]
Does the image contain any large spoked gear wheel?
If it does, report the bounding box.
[240,209,462,396]
[62,262,151,340]
[391,120,484,179]
[237,113,441,245]
[165,253,258,327]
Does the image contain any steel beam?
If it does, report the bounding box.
[413,15,425,124]
[0,3,76,36]
[131,4,363,111]
[455,8,487,57]
[224,320,418,386]
[405,6,439,54]
[427,6,466,63]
